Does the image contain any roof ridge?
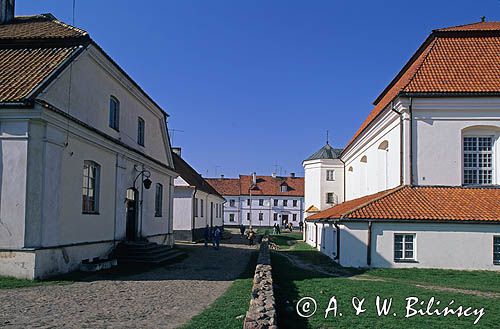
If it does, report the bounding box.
[47,14,88,37]
[340,185,407,218]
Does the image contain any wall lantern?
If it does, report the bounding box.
[133,165,152,190]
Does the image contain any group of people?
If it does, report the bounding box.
[204,225,222,250]
[272,221,304,234]
[239,224,256,246]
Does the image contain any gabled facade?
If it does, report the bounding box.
[0,13,177,279]
[304,21,500,270]
[172,149,225,242]
[206,174,304,227]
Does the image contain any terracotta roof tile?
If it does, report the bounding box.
[206,175,304,197]
[308,186,500,222]
[0,15,87,40]
[0,46,78,102]
[344,21,500,152]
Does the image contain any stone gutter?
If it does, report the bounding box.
[243,237,277,329]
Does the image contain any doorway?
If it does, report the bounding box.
[282,214,289,226]
[126,188,139,241]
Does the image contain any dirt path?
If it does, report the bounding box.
[0,234,256,329]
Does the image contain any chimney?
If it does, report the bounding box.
[220,174,225,179]
[272,172,277,178]
[252,172,257,185]
[290,172,296,178]
[0,0,14,25]
[172,147,181,156]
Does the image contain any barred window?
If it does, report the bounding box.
[326,170,335,181]
[464,136,493,185]
[82,161,100,213]
[494,236,500,265]
[394,234,415,261]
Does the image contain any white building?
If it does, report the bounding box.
[172,148,224,242]
[304,21,500,270]
[0,11,177,279]
[206,174,304,228]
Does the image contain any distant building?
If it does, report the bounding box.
[206,173,304,227]
[172,149,224,242]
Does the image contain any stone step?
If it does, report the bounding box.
[118,250,186,265]
[114,241,186,265]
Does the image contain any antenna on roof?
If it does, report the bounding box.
[72,0,76,25]
[326,130,330,145]
[168,128,185,145]
[481,16,486,22]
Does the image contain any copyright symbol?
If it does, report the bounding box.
[296,297,317,318]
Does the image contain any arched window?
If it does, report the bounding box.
[137,117,145,146]
[155,183,163,217]
[109,96,120,131]
[82,161,100,213]
[360,155,368,163]
[378,141,389,190]
[348,166,353,172]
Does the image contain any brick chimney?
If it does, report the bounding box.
[0,0,14,25]
[290,172,296,178]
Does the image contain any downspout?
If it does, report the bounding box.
[113,154,119,247]
[339,158,346,202]
[367,221,372,267]
[314,221,318,249]
[409,97,414,185]
[334,221,340,265]
[391,102,404,185]
[192,187,197,241]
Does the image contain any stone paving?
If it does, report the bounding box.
[0,234,256,329]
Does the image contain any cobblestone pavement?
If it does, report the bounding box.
[0,234,256,329]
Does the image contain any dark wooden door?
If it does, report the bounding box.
[126,189,139,241]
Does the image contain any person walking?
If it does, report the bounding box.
[213,226,221,250]
[247,228,255,246]
[272,223,277,235]
[276,223,281,235]
[299,221,304,232]
[240,224,245,237]
[203,225,210,247]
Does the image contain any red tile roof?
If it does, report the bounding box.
[307,186,500,222]
[206,175,304,197]
[0,14,89,103]
[344,21,500,152]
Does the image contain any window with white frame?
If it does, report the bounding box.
[494,236,500,265]
[247,199,251,206]
[283,200,288,206]
[280,184,288,192]
[230,199,235,207]
[82,161,100,213]
[293,214,297,221]
[247,212,250,221]
[259,199,264,206]
[293,200,297,207]
[274,199,278,206]
[273,213,278,221]
[154,183,163,217]
[109,96,120,131]
[463,136,493,185]
[326,170,335,181]
[394,234,415,261]
[326,192,336,204]
[229,214,235,222]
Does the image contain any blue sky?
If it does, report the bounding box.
[17,0,500,177]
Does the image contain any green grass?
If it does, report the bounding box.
[182,252,258,329]
[365,268,500,293]
[271,252,500,328]
[0,276,69,290]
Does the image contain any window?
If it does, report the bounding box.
[394,234,416,261]
[283,200,288,206]
[82,161,100,213]
[194,198,198,217]
[154,183,163,217]
[464,136,493,185]
[247,199,251,206]
[109,96,120,131]
[200,199,204,217]
[259,199,264,206]
[137,117,145,146]
[280,185,288,192]
[293,200,297,207]
[494,236,500,265]
[230,199,235,207]
[326,192,336,204]
[229,214,235,222]
[274,199,278,206]
[326,170,335,181]
[247,213,250,221]
[273,213,278,221]
[293,214,297,221]
[259,213,263,221]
